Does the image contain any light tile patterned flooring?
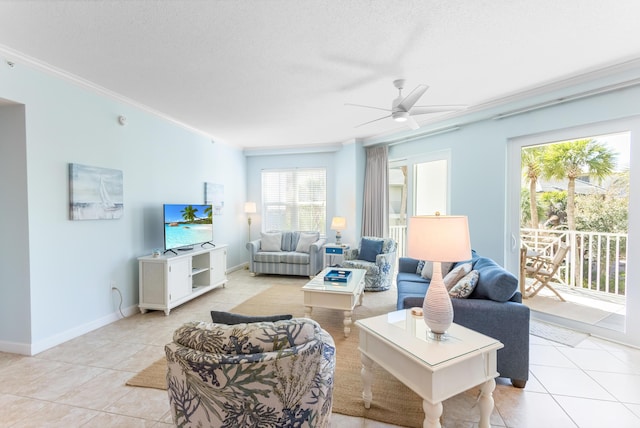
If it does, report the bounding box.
[1,269,640,427]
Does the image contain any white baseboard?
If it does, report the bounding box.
[0,304,139,356]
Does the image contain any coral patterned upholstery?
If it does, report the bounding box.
[165,318,335,427]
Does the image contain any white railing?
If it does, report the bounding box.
[521,228,627,296]
[390,225,407,259]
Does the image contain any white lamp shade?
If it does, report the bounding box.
[407,215,471,262]
[244,202,257,214]
[330,216,347,231]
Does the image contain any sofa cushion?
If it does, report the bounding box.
[420,261,454,280]
[280,231,295,251]
[281,252,310,264]
[449,270,479,298]
[471,257,518,302]
[295,232,319,253]
[254,252,285,263]
[261,232,282,252]
[444,262,472,290]
[210,311,293,325]
[360,238,383,262]
[397,271,429,284]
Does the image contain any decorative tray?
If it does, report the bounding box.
[323,269,352,283]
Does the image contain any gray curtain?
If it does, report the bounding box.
[361,145,389,237]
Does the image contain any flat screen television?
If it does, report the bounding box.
[163,204,213,253]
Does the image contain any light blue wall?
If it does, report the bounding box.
[0,60,247,354]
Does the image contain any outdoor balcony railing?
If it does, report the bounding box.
[391,224,627,297]
[521,228,627,296]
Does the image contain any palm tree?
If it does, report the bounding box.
[542,139,617,286]
[542,139,616,230]
[181,205,198,223]
[204,205,213,221]
[521,146,545,228]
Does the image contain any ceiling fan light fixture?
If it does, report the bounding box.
[393,111,409,122]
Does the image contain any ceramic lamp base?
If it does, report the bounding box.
[422,261,454,339]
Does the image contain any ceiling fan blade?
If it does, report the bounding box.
[355,114,392,128]
[410,105,469,115]
[397,85,429,111]
[406,116,420,130]
[345,103,392,112]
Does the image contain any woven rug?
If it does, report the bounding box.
[127,282,425,427]
[529,319,589,347]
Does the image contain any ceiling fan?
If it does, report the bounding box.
[346,79,467,130]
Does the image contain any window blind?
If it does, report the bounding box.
[261,168,326,233]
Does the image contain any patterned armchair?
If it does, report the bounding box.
[342,236,397,291]
[165,318,335,428]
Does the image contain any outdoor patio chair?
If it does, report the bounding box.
[525,244,569,301]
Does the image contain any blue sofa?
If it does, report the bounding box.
[397,252,530,388]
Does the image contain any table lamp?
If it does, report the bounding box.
[244,202,257,241]
[330,217,347,245]
[407,214,471,340]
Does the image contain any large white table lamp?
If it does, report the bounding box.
[407,215,471,340]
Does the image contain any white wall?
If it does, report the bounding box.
[0,60,247,354]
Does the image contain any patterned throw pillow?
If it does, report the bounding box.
[260,232,282,251]
[449,270,480,298]
[443,263,473,290]
[416,260,426,274]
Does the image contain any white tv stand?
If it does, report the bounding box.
[138,244,227,315]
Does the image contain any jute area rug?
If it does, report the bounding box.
[127,282,425,427]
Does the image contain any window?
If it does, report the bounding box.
[261,168,326,233]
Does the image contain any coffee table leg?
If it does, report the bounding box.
[422,400,443,428]
[343,310,352,337]
[360,353,373,409]
[478,378,496,428]
[304,306,312,318]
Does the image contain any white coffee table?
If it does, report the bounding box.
[302,267,366,337]
[356,310,504,428]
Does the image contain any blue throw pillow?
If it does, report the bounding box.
[471,257,518,302]
[360,238,383,263]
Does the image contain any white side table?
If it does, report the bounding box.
[324,243,349,267]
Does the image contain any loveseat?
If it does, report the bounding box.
[397,252,530,388]
[247,231,326,277]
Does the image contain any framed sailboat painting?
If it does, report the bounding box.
[69,163,124,220]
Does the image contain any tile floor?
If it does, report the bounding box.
[1,269,640,427]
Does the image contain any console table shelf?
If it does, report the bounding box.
[138,245,227,315]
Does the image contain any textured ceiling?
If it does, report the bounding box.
[1,1,640,150]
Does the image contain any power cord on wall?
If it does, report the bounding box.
[111,286,125,318]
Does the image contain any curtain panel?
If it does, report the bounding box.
[362,145,389,237]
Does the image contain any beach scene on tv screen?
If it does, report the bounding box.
[164,204,213,249]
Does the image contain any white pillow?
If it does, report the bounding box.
[421,261,454,280]
[295,232,318,253]
[260,232,282,252]
[443,263,473,290]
